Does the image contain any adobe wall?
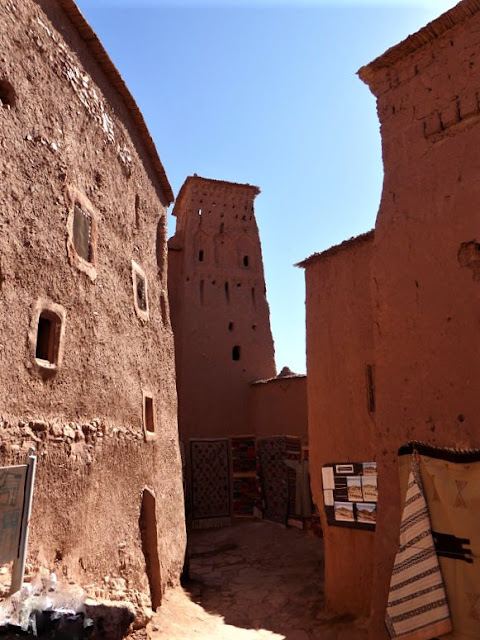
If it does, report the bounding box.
[361,10,480,637]
[302,234,375,617]
[249,375,308,442]
[168,177,276,445]
[0,0,185,598]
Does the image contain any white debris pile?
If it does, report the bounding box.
[0,572,92,635]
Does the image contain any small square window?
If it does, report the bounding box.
[29,299,66,378]
[143,391,156,439]
[36,314,60,363]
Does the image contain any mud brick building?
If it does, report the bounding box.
[299,231,375,617]
[0,0,185,607]
[169,176,308,527]
[301,1,480,636]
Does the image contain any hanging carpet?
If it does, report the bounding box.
[258,436,288,525]
[390,442,480,640]
[386,453,452,640]
[190,438,231,529]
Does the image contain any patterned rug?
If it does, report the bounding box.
[397,443,480,640]
[231,435,256,474]
[231,436,256,516]
[190,439,231,528]
[258,437,288,525]
[386,453,451,639]
[285,436,302,521]
[233,477,257,515]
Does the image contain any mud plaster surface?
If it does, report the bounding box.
[0,0,185,595]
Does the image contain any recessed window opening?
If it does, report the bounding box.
[366,364,375,413]
[251,287,256,307]
[252,324,257,330]
[243,255,249,267]
[144,394,155,434]
[73,203,92,262]
[0,80,15,108]
[220,223,224,233]
[135,194,141,227]
[237,282,241,288]
[132,261,149,320]
[198,249,204,262]
[36,312,60,365]
[232,345,241,361]
[212,280,216,285]
[136,273,147,312]
[228,321,234,331]
[224,281,230,303]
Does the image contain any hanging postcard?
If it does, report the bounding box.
[322,461,377,531]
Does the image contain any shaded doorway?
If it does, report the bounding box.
[139,488,162,609]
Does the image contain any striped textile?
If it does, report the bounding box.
[386,455,452,640]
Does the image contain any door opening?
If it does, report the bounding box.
[139,488,162,609]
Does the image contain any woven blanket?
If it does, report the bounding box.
[285,436,301,518]
[190,439,231,528]
[398,443,480,640]
[258,437,288,524]
[386,454,452,640]
[233,476,257,515]
[231,435,256,474]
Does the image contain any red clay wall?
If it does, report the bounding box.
[361,10,480,637]
[303,234,375,617]
[249,375,308,443]
[168,177,276,445]
[0,0,185,597]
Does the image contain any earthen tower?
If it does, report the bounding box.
[168,176,276,444]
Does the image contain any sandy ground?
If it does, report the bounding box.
[148,520,368,640]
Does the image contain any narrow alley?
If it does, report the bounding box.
[149,521,368,640]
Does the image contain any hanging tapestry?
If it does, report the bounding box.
[284,436,302,526]
[231,435,256,473]
[258,436,288,525]
[386,453,452,640]
[231,436,256,516]
[232,477,257,516]
[395,442,480,640]
[190,438,231,529]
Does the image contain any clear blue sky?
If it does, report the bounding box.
[76,0,456,374]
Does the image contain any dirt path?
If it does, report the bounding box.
[148,520,368,640]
